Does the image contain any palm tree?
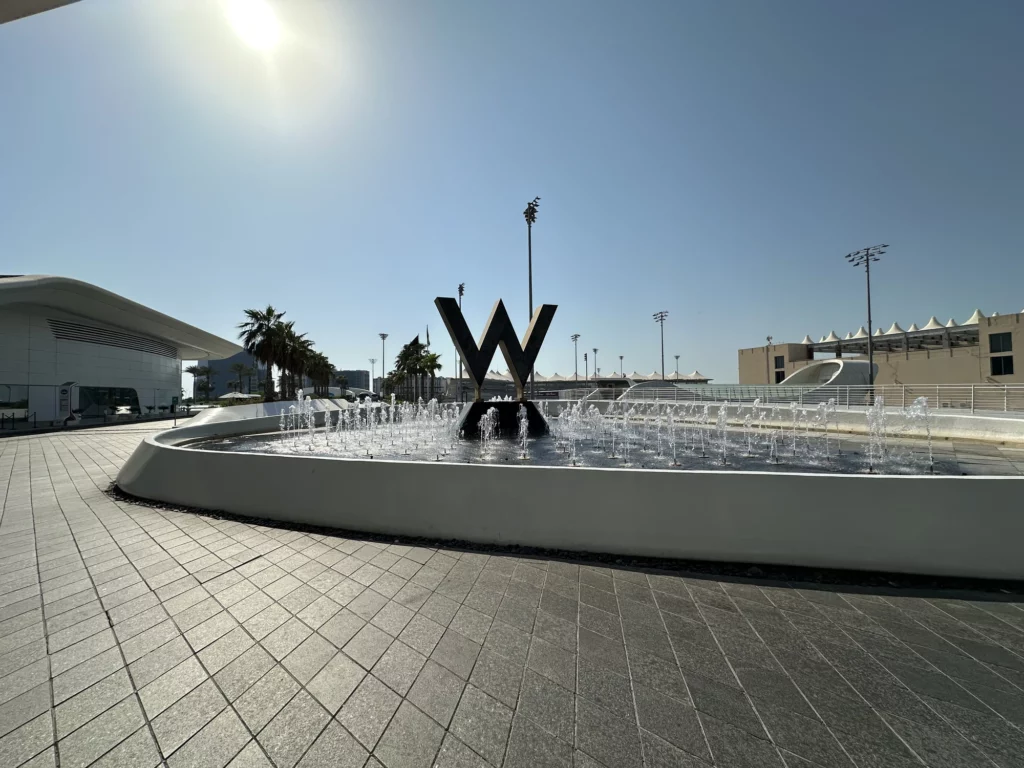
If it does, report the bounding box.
[184,364,202,401]
[393,338,427,400]
[229,362,253,394]
[276,323,311,399]
[194,366,213,401]
[306,352,332,397]
[238,306,284,400]
[422,352,442,399]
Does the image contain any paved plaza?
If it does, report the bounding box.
[1,424,1023,767]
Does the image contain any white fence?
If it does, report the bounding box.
[615,384,1024,413]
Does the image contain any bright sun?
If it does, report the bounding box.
[224,0,281,51]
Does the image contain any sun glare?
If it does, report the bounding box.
[224,0,281,51]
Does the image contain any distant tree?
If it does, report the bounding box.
[184,364,203,401]
[238,306,285,400]
[422,352,442,399]
[230,362,253,394]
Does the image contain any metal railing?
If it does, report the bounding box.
[616,384,1024,414]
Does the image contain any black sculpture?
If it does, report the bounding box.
[435,297,557,437]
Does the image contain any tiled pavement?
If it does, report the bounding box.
[1,426,1024,767]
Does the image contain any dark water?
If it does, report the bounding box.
[195,431,960,475]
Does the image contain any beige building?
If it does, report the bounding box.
[739,309,1021,386]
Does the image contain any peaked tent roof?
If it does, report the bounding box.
[922,316,944,330]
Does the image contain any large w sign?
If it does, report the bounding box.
[435,297,557,401]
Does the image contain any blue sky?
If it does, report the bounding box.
[2,0,1022,387]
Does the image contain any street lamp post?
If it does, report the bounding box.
[457,283,465,402]
[570,334,580,382]
[524,196,540,397]
[674,354,679,378]
[379,333,388,393]
[592,349,598,384]
[765,336,773,385]
[583,352,588,383]
[653,311,669,380]
[845,244,888,387]
[369,359,376,392]
[619,355,624,377]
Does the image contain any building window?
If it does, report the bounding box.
[990,332,1012,354]
[991,356,1014,377]
[774,370,786,383]
[78,387,141,418]
[773,355,785,369]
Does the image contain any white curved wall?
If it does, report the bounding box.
[1,305,182,421]
[117,419,1024,580]
[780,359,873,386]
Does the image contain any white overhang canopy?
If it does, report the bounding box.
[0,275,242,359]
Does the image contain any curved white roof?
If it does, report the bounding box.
[800,335,813,344]
[0,275,242,359]
[907,323,920,332]
[823,330,840,342]
[964,309,985,325]
[922,316,943,330]
[843,332,853,340]
[852,327,869,339]
[945,318,958,328]
[885,322,905,335]
[874,328,885,336]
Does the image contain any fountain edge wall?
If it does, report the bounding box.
[117,421,1024,580]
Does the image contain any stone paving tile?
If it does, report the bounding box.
[3,425,1024,767]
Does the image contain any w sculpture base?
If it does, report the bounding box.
[458,401,549,438]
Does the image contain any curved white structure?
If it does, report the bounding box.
[778,359,873,387]
[116,416,1024,579]
[0,275,241,422]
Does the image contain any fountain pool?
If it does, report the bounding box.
[192,395,980,475]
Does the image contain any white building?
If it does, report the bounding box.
[0,275,241,424]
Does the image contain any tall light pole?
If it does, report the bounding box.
[674,354,679,378]
[369,359,376,391]
[845,244,888,387]
[653,311,669,380]
[457,283,465,402]
[765,336,772,384]
[379,333,388,393]
[619,355,624,377]
[524,196,540,397]
[570,334,580,382]
[592,349,598,383]
[583,352,588,383]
